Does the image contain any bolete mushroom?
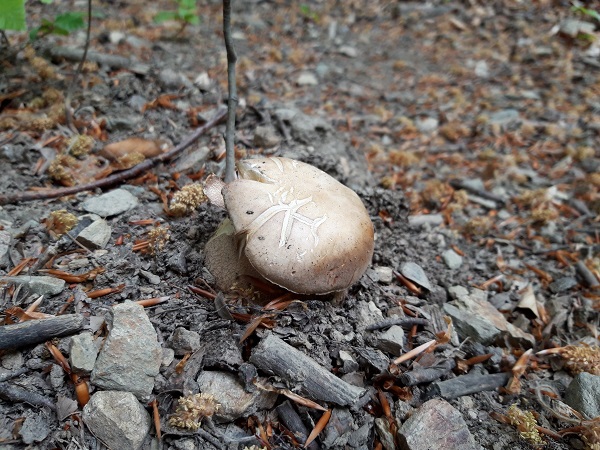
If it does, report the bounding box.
[205,157,374,296]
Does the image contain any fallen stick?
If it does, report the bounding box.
[0,108,227,205]
[575,261,600,288]
[0,314,85,350]
[398,359,456,386]
[0,382,56,410]
[276,400,318,450]
[250,333,366,406]
[425,372,510,400]
[365,317,429,331]
[449,179,505,205]
[46,46,150,75]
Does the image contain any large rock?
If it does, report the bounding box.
[565,372,600,419]
[398,398,481,450]
[1,275,65,296]
[443,287,534,347]
[91,301,162,400]
[83,391,151,450]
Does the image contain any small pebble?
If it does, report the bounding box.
[442,249,463,270]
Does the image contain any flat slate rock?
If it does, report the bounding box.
[398,398,481,450]
[82,189,138,217]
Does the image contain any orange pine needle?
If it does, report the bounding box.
[304,409,331,448]
[87,284,125,299]
[393,339,436,365]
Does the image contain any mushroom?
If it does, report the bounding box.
[205,157,374,296]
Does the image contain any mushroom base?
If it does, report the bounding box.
[204,220,345,304]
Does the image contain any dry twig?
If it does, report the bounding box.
[0,109,226,205]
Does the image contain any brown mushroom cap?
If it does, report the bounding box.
[222,157,374,294]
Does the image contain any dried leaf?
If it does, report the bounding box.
[100,138,163,161]
[517,284,539,318]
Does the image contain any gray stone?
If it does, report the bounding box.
[50,363,65,389]
[0,275,65,296]
[442,249,463,270]
[0,230,10,268]
[467,194,498,209]
[398,398,481,450]
[162,348,175,367]
[565,372,600,419]
[415,117,439,133]
[354,347,389,373]
[196,371,278,421]
[549,277,578,294]
[339,350,359,373]
[70,332,98,374]
[448,285,469,301]
[83,391,151,450]
[76,218,111,249]
[560,19,596,38]
[322,407,354,447]
[443,289,534,347]
[91,301,162,400]
[354,300,384,332]
[170,327,201,355]
[347,417,373,448]
[82,189,138,217]
[20,412,51,444]
[297,72,318,86]
[1,351,23,370]
[339,45,358,57]
[159,68,194,89]
[399,262,432,291]
[474,60,489,78]
[109,31,125,44]
[128,95,147,112]
[194,72,212,91]
[373,266,393,284]
[253,125,281,148]
[139,270,160,285]
[375,417,396,450]
[375,325,405,356]
[173,146,210,173]
[409,214,444,228]
[488,109,520,125]
[105,116,142,131]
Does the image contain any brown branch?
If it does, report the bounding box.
[0,108,227,205]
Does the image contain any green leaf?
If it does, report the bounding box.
[153,11,178,23]
[180,0,196,9]
[40,0,54,4]
[185,14,199,25]
[0,0,26,31]
[53,12,85,33]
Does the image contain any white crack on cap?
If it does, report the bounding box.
[220,157,374,295]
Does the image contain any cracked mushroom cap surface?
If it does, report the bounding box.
[222,157,374,295]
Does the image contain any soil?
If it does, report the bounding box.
[0,0,599,449]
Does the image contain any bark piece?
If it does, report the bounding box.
[425,372,510,400]
[399,359,456,386]
[276,400,318,449]
[0,314,85,350]
[250,333,366,406]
